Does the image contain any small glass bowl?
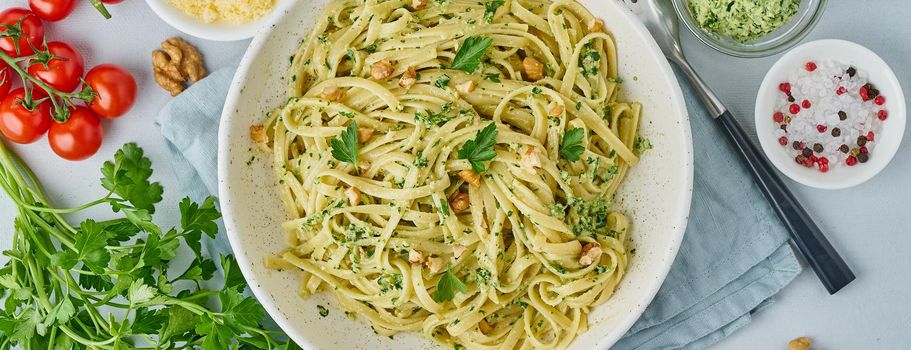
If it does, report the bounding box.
[671,0,827,58]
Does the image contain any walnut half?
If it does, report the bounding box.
[579,242,602,266]
[152,37,207,96]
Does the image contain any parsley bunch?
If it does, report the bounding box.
[0,141,297,349]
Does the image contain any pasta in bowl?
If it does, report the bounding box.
[218,0,692,349]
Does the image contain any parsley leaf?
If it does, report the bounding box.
[635,136,653,154]
[434,74,450,88]
[433,268,468,303]
[331,122,360,165]
[450,36,493,73]
[75,220,111,274]
[220,287,266,331]
[179,196,221,257]
[560,128,586,161]
[483,0,504,23]
[100,143,163,213]
[221,254,248,291]
[457,123,498,173]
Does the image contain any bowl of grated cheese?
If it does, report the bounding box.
[145,0,296,41]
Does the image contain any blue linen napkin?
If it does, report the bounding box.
[156,64,802,349]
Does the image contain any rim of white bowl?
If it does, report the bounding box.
[755,39,906,190]
[144,0,296,41]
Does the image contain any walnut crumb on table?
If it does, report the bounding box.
[789,336,813,350]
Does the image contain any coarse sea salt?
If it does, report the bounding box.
[772,60,888,172]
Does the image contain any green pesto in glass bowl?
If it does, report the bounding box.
[671,0,827,58]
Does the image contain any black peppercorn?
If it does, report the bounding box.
[858,153,869,163]
[838,111,847,120]
[839,144,849,153]
[831,128,841,137]
[802,148,813,157]
[857,136,867,146]
[787,95,795,103]
[796,155,807,165]
[813,143,824,153]
[792,141,802,150]
[846,66,856,77]
[780,124,788,131]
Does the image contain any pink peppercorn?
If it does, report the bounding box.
[874,96,885,105]
[836,86,847,95]
[801,99,811,109]
[773,112,784,123]
[860,146,869,154]
[816,124,827,133]
[778,136,788,145]
[789,104,801,114]
[779,82,791,94]
[846,156,857,166]
[866,131,875,141]
[860,87,869,101]
[805,61,817,71]
[878,110,889,120]
[819,163,829,173]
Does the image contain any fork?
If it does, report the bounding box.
[619,0,855,294]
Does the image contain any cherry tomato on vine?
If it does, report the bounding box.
[0,62,11,99]
[48,106,103,161]
[85,64,136,119]
[28,41,84,93]
[0,8,45,57]
[0,88,52,144]
[28,0,77,22]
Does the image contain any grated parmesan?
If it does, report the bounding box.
[166,0,275,24]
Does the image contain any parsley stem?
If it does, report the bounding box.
[26,258,54,311]
[15,195,112,214]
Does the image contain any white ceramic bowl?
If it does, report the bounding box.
[145,0,295,41]
[217,1,694,348]
[756,39,906,189]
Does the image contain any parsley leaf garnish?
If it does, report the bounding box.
[483,0,505,23]
[635,136,653,154]
[483,73,501,83]
[457,123,498,173]
[434,74,451,88]
[331,122,360,165]
[560,128,586,161]
[433,268,468,302]
[450,36,493,73]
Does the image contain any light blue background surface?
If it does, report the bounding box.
[0,0,908,348]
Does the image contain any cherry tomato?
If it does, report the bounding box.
[28,41,84,93]
[85,64,137,119]
[48,106,103,161]
[28,0,77,22]
[0,62,11,100]
[0,8,45,57]
[0,88,52,144]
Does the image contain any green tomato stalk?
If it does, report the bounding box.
[0,31,96,123]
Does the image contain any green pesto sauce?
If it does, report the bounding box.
[688,0,799,42]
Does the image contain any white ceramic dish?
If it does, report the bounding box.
[756,39,906,189]
[145,0,295,41]
[217,0,694,348]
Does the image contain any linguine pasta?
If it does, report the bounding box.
[256,0,647,348]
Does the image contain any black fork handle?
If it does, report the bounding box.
[717,110,855,294]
